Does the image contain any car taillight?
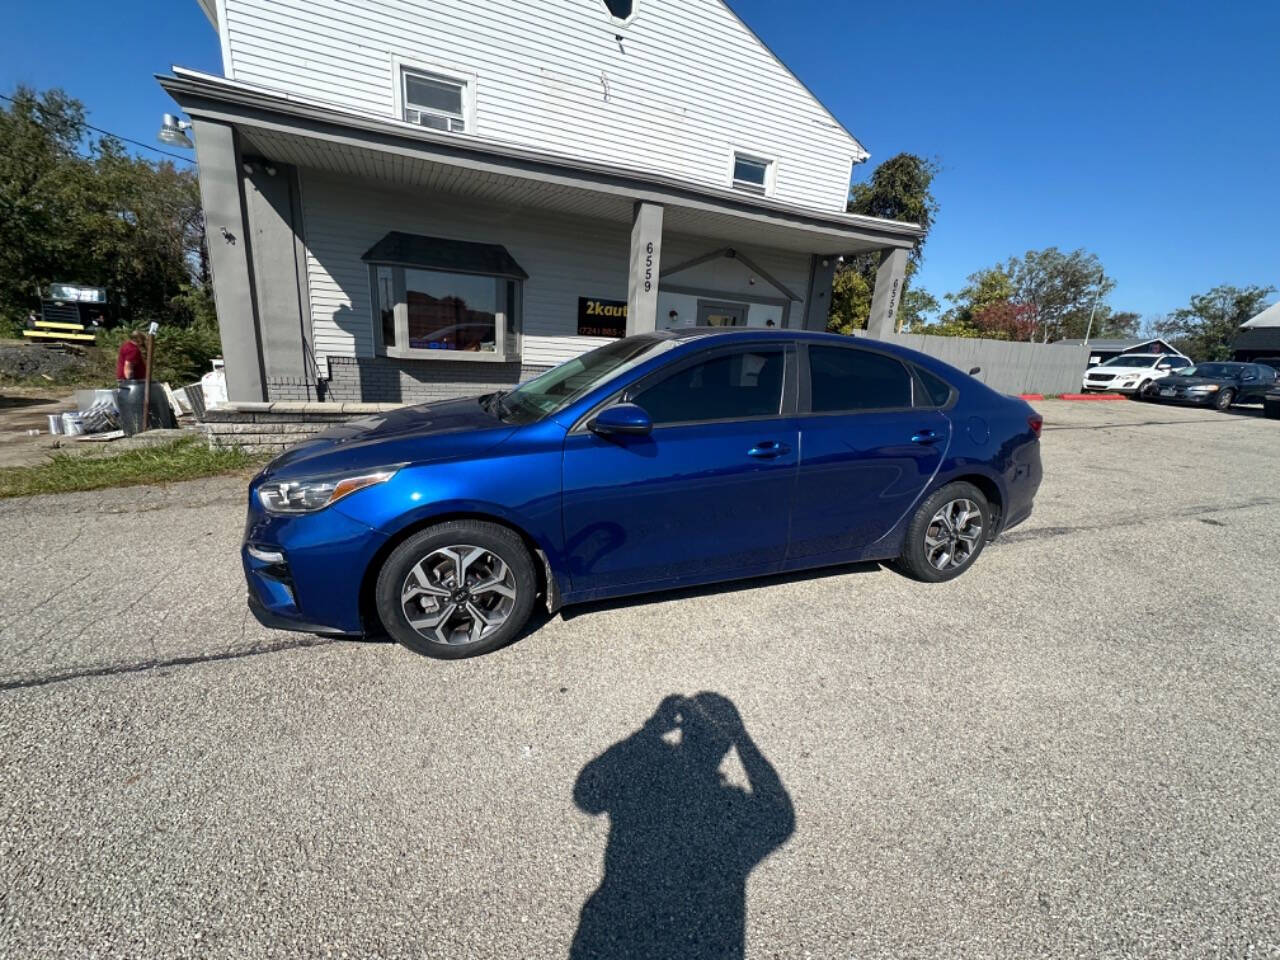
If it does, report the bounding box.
[1028,414,1043,437]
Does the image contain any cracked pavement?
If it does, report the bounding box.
[0,400,1277,958]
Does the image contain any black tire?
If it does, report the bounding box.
[1129,380,1149,401]
[1265,400,1280,420]
[896,481,992,583]
[1214,388,1235,412]
[375,520,537,659]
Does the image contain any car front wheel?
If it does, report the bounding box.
[897,482,992,583]
[1129,380,1149,401]
[1214,388,1235,412]
[375,520,538,659]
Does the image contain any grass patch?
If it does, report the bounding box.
[0,437,265,499]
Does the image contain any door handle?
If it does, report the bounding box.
[911,429,942,445]
[747,441,791,459]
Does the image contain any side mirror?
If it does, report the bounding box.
[968,366,982,376]
[588,402,652,437]
[1157,363,1171,370]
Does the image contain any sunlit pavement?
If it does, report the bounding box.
[1,399,1277,958]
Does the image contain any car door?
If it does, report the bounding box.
[788,344,948,561]
[561,343,798,595]
[1241,364,1273,402]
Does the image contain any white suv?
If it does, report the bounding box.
[1082,353,1191,395]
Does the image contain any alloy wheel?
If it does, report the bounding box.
[924,498,984,571]
[399,544,518,646]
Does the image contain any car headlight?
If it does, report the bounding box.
[1188,384,1219,392]
[257,468,399,514]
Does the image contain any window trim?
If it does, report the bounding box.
[391,56,477,134]
[367,262,521,363]
[728,150,776,197]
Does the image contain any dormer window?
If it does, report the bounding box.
[731,152,774,195]
[402,68,467,133]
[602,0,636,23]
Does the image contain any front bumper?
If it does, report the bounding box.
[1082,379,1143,394]
[242,490,389,636]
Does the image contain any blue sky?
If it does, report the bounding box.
[2,0,1276,319]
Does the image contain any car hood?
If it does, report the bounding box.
[259,396,518,481]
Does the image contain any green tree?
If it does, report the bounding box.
[937,248,1120,342]
[1155,284,1275,361]
[0,86,212,334]
[896,287,940,331]
[829,153,940,334]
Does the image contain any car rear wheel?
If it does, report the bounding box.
[896,482,991,583]
[1214,388,1235,412]
[375,520,537,659]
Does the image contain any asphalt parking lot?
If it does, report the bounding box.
[1,399,1277,958]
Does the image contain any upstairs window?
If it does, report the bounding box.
[602,0,635,22]
[402,68,467,133]
[732,153,773,195]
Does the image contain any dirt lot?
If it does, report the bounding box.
[0,399,1277,959]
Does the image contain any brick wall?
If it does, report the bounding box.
[324,356,550,403]
[200,402,401,455]
[266,376,322,402]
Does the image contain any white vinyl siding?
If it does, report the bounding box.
[219,0,862,213]
[299,169,810,371]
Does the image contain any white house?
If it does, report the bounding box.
[167,0,923,402]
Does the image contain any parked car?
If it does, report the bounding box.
[242,329,1044,658]
[1139,362,1278,411]
[1262,383,1280,420]
[1081,353,1191,396]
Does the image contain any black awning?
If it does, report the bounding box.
[1232,328,1280,352]
[361,231,529,280]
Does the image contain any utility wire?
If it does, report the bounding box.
[0,91,196,164]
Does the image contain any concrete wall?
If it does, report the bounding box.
[877,333,1090,396]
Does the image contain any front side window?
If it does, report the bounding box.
[808,346,913,412]
[402,69,466,132]
[371,264,519,360]
[732,153,772,194]
[632,348,785,425]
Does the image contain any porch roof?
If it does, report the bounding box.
[159,70,923,257]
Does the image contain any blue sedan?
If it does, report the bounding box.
[243,329,1043,658]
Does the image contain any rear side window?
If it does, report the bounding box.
[914,367,954,407]
[632,348,784,425]
[807,346,913,412]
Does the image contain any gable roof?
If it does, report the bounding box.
[1242,301,1280,328]
[1053,337,1176,350]
[720,1,868,161]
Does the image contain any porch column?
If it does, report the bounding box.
[191,118,266,401]
[801,254,838,331]
[865,247,908,340]
[626,201,663,336]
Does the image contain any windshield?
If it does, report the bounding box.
[492,336,678,424]
[1176,363,1242,379]
[1101,355,1159,367]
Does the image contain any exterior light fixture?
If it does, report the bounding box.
[157,113,194,149]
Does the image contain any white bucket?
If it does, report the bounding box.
[61,412,85,436]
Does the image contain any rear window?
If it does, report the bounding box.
[915,367,954,407]
[808,346,913,412]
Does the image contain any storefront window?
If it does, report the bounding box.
[370,263,520,361]
[405,268,499,353]
[376,266,396,349]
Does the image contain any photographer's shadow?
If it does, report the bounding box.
[570,693,795,960]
